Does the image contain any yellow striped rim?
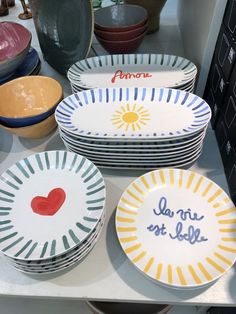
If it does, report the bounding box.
[150,171,157,186]
[132,183,146,196]
[132,251,147,263]
[178,169,183,187]
[155,263,163,280]
[116,216,135,223]
[214,252,233,266]
[186,172,195,189]
[169,169,174,186]
[221,237,236,242]
[218,244,236,253]
[116,227,137,232]
[213,197,231,208]
[121,197,139,209]
[117,206,137,216]
[188,265,202,284]
[143,257,154,273]
[216,207,236,217]
[219,228,236,233]
[193,176,203,193]
[124,243,142,254]
[176,266,187,286]
[218,218,236,224]
[119,236,138,243]
[159,170,165,185]
[206,257,225,273]
[198,262,212,280]
[126,189,143,204]
[208,189,223,203]
[201,182,213,197]
[167,265,173,284]
[140,176,150,190]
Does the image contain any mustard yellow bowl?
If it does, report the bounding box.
[0,76,63,127]
[0,113,57,138]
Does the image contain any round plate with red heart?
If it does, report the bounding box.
[0,151,106,260]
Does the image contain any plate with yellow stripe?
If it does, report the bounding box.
[115,168,236,288]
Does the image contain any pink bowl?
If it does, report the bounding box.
[94,22,147,41]
[0,22,32,78]
[95,29,147,54]
[94,4,148,32]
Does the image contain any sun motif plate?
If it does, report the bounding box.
[0,151,105,260]
[115,169,236,288]
[67,54,197,89]
[55,87,211,139]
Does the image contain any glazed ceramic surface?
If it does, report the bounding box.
[29,0,94,75]
[55,87,211,139]
[94,4,148,32]
[0,76,63,127]
[0,22,32,78]
[0,151,106,260]
[0,47,40,85]
[68,54,197,90]
[0,113,57,139]
[116,169,236,288]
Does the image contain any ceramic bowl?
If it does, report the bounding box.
[94,22,147,41]
[0,22,32,79]
[94,29,147,54]
[0,113,57,138]
[0,76,63,127]
[94,4,148,32]
[87,301,171,314]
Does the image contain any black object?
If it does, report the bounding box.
[223,0,236,40]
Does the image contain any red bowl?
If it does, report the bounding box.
[0,22,32,78]
[94,22,147,41]
[95,29,147,54]
[0,22,31,61]
[94,4,148,32]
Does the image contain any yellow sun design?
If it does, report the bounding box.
[111,104,150,132]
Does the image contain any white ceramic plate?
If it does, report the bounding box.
[8,213,106,267]
[0,151,106,260]
[63,139,203,160]
[10,215,105,271]
[60,134,204,157]
[55,87,211,139]
[67,54,197,89]
[116,169,236,288]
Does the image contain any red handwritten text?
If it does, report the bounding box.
[111,70,152,83]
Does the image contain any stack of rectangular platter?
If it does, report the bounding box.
[55,87,211,170]
[67,54,197,93]
[0,151,106,274]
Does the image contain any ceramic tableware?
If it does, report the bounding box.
[116,168,236,288]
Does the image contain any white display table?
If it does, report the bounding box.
[0,1,236,309]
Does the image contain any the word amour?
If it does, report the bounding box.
[111,70,152,83]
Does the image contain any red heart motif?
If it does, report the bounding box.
[31,188,66,216]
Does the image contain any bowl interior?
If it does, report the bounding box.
[0,76,63,118]
[94,4,147,29]
[0,22,32,62]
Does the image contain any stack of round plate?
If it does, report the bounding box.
[55,87,211,170]
[0,151,106,274]
[115,168,236,289]
[67,54,197,93]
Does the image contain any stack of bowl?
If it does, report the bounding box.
[0,22,40,85]
[94,4,148,54]
[0,76,63,138]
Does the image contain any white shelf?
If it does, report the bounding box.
[0,0,235,309]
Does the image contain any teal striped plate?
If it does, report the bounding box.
[0,151,106,260]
